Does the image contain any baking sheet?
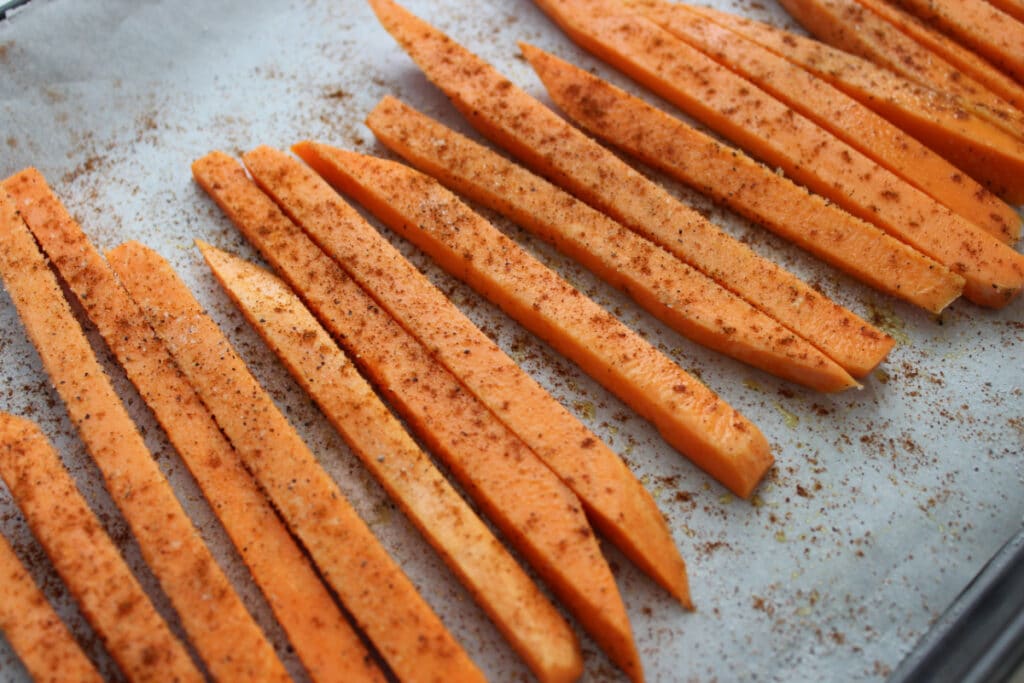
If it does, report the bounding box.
[0,0,1022,680]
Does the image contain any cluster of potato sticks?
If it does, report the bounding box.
[1,0,1022,680]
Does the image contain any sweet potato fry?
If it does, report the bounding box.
[197,239,586,683]
[0,526,103,683]
[196,149,635,681]
[0,412,201,683]
[106,240,486,683]
[4,168,382,683]
[366,0,886,380]
[531,0,1024,307]
[0,181,290,683]
[637,0,1022,241]
[518,49,964,314]
[295,142,774,500]
[777,0,1024,142]
[681,3,1024,207]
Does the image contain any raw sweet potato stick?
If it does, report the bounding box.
[634,0,1022,241]
[853,0,1024,111]
[777,0,1024,141]
[514,53,963,314]
[364,98,887,380]
[197,148,638,682]
[0,178,290,683]
[296,142,774,500]
[0,524,103,683]
[532,0,1024,307]
[4,168,383,683]
[225,148,693,606]
[0,412,201,683]
[680,3,1024,206]
[197,240,588,683]
[106,240,486,683]
[366,0,889,379]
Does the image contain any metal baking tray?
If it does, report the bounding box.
[1,0,1022,680]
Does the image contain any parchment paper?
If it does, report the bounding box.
[1,0,1022,680]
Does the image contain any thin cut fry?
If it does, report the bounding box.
[0,180,289,683]
[198,239,586,683]
[0,412,201,683]
[4,168,383,683]
[366,0,887,380]
[297,142,774,500]
[0,526,103,683]
[106,240,486,683]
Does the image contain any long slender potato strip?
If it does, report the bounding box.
[3,168,383,683]
[238,145,690,607]
[298,143,774,500]
[0,183,289,683]
[0,412,201,683]
[197,241,588,683]
[106,240,486,683]
[0,525,103,683]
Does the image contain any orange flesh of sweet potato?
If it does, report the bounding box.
[778,0,1024,143]
[366,0,881,382]
[854,0,1024,114]
[0,513,103,683]
[237,147,693,611]
[641,0,1023,243]
[295,142,774,501]
[683,4,1024,208]
[2,169,383,683]
[985,0,1024,24]
[521,48,964,314]
[106,239,486,683]
[534,0,1024,308]
[0,412,202,683]
[197,240,586,683]
[365,98,879,386]
[893,0,1024,83]
[0,177,290,683]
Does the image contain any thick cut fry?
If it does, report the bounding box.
[0,528,103,683]
[532,0,1024,307]
[3,169,382,683]
[854,0,1024,113]
[198,241,586,683]
[639,0,1022,242]
[519,48,964,314]
[297,143,774,501]
[986,0,1024,24]
[367,0,886,382]
[894,0,1024,83]
[0,182,289,683]
[0,413,201,683]
[233,148,692,608]
[107,240,486,683]
[683,4,1024,206]
[778,0,1024,142]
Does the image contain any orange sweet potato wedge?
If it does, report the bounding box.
[198,240,587,683]
[778,0,1024,142]
[366,0,884,382]
[5,168,382,683]
[107,240,486,683]
[0,522,103,683]
[198,148,636,681]
[531,0,1024,308]
[0,412,201,683]
[0,178,290,683]
[520,47,964,314]
[296,142,774,501]
[681,3,1024,207]
[637,0,1022,242]
[235,147,693,609]
[894,0,1024,84]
